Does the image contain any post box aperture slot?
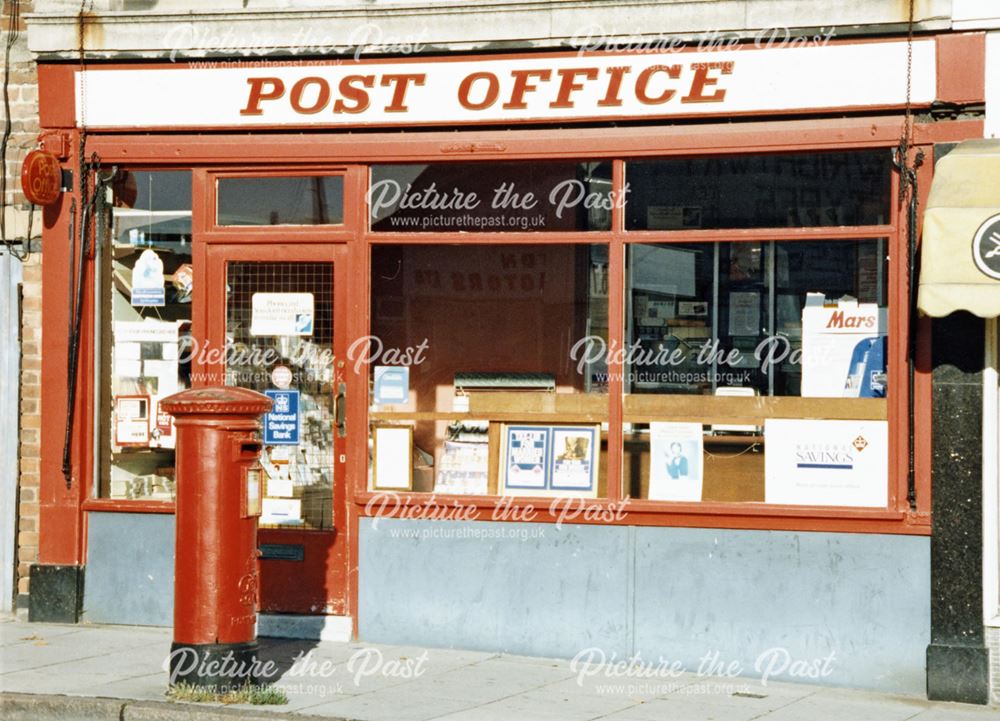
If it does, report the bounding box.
[238,441,262,458]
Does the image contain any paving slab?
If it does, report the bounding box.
[2,618,999,721]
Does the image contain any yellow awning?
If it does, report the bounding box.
[918,139,1000,318]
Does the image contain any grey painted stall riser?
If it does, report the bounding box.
[359,519,929,695]
[84,512,175,626]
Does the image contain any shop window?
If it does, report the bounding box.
[623,239,890,507]
[225,262,335,530]
[625,151,891,230]
[368,244,609,496]
[217,175,344,226]
[100,170,192,500]
[369,161,612,232]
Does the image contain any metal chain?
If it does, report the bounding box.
[898,0,916,204]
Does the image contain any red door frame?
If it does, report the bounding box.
[195,166,362,615]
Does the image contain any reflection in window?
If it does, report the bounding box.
[370,162,612,232]
[217,176,344,226]
[626,151,891,230]
[102,170,192,500]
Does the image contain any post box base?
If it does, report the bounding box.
[168,640,263,692]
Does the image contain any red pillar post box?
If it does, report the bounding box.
[159,387,272,690]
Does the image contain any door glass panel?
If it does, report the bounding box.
[225,261,335,530]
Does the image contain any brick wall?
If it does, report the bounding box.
[17,253,40,607]
[2,0,41,610]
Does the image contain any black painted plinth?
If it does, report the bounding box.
[168,641,262,692]
[927,644,990,704]
[27,564,84,623]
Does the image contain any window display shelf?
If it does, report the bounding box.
[369,410,608,423]
[623,394,887,425]
[372,392,610,424]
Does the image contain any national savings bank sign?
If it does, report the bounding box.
[74,40,936,129]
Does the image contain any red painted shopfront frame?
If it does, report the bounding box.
[37,113,984,626]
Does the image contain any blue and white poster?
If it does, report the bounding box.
[130,249,166,307]
[264,389,300,445]
[503,426,549,490]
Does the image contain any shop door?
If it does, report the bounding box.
[206,245,349,616]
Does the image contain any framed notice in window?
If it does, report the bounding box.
[500,424,599,498]
[372,426,413,491]
[501,425,549,491]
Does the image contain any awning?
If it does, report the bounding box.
[918,139,1000,318]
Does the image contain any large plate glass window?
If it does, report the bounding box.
[368,243,609,498]
[623,150,893,509]
[100,170,192,500]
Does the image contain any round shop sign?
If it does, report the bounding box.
[972,212,1000,280]
[20,149,62,206]
[271,365,293,389]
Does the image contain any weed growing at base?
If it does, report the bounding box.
[166,682,288,705]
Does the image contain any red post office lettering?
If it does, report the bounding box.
[240,61,734,117]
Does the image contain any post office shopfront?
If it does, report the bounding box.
[30,34,988,696]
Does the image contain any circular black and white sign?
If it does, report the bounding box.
[973,213,1000,280]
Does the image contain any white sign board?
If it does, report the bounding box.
[75,40,936,129]
[250,293,314,336]
[764,419,888,507]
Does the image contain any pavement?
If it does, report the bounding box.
[1,616,997,721]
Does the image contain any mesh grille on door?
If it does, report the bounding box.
[226,261,334,530]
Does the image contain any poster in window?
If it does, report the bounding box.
[436,441,489,495]
[261,498,303,526]
[649,422,704,502]
[764,419,888,507]
[130,249,166,307]
[501,426,549,491]
[801,296,887,398]
[115,395,150,447]
[728,291,761,337]
[550,426,598,493]
[728,243,761,281]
